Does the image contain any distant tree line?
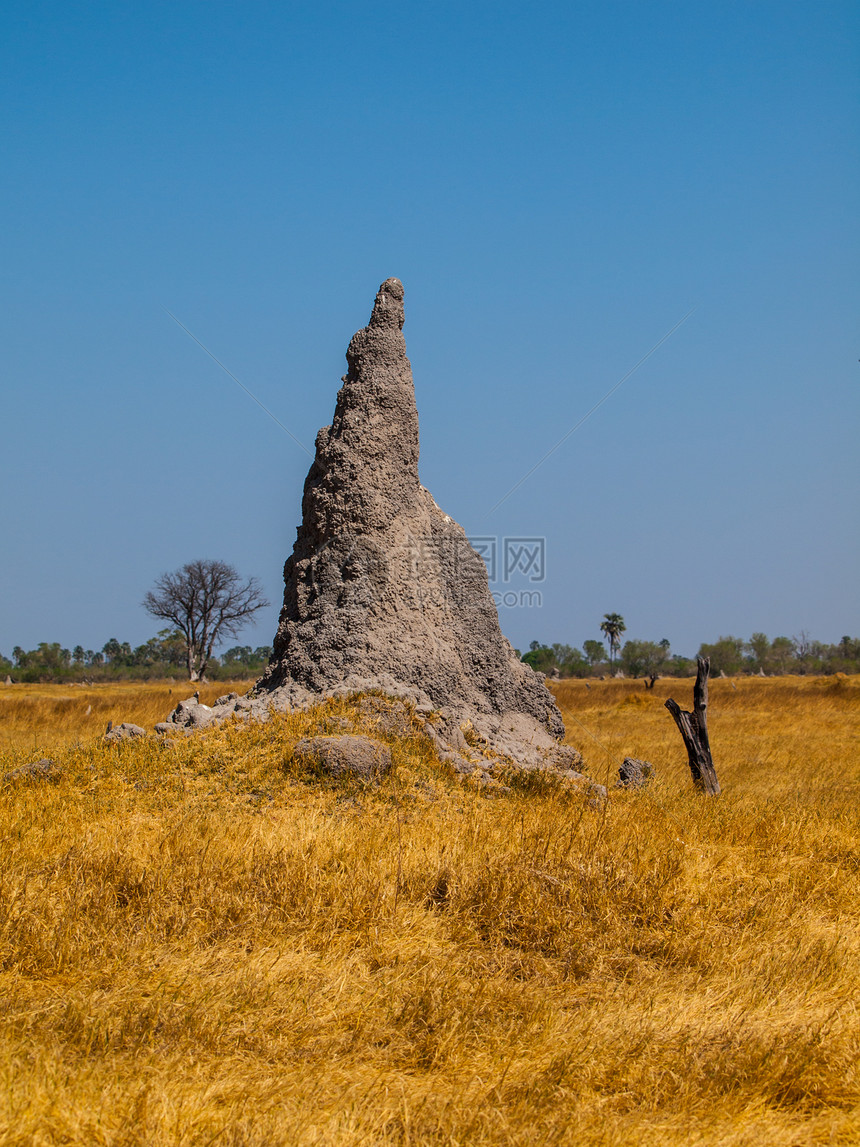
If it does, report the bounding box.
[520,632,860,679]
[697,633,860,677]
[0,632,272,684]
[5,630,858,684]
[1,559,273,684]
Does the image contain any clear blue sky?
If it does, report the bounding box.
[2,0,858,659]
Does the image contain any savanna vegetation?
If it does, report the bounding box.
[0,557,272,685]
[521,633,860,679]
[1,675,858,1144]
[0,636,272,685]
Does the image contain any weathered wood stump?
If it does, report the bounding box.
[665,656,721,795]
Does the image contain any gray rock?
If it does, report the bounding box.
[256,279,564,745]
[156,689,270,733]
[292,735,392,780]
[615,757,654,789]
[104,723,147,743]
[4,758,60,783]
[163,698,218,730]
[104,722,146,743]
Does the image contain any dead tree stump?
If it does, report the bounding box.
[665,656,721,795]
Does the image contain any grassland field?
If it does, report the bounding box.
[0,675,858,1145]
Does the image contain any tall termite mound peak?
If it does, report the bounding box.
[293,277,419,540]
[257,278,565,741]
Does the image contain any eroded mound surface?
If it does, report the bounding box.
[158,691,587,785]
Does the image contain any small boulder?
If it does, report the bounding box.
[553,744,585,771]
[165,698,217,729]
[292,735,392,780]
[4,758,60,783]
[104,723,146,744]
[615,757,654,789]
[156,691,269,734]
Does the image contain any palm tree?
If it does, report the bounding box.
[600,613,626,669]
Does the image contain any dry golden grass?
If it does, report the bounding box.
[0,681,253,755]
[0,676,858,1145]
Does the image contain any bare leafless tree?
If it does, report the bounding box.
[143,560,270,681]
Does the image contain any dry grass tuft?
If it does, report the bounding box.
[0,680,250,755]
[0,676,858,1144]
